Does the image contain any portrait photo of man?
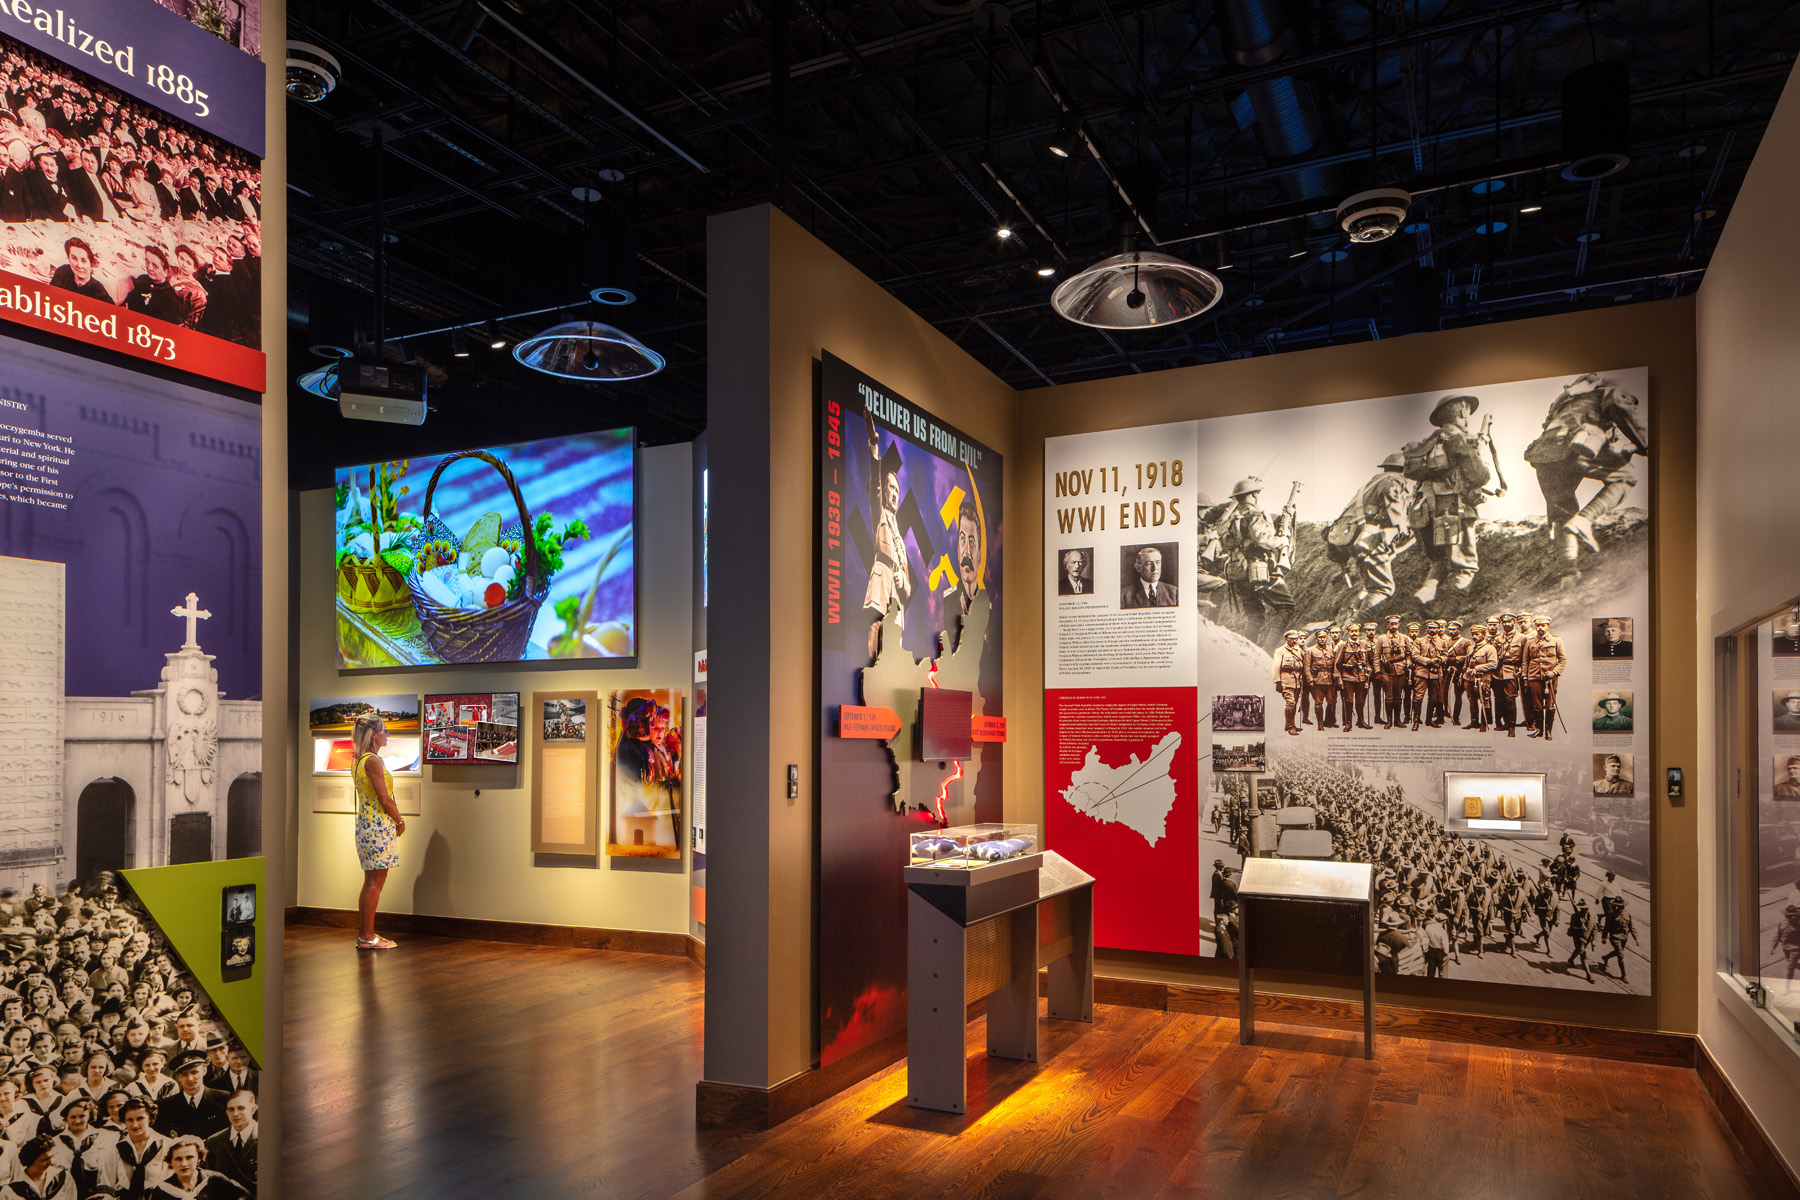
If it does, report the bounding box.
[1119,542,1178,609]
[1592,691,1633,732]
[1591,617,1633,659]
[1593,753,1633,795]
[1056,547,1093,596]
[1775,755,1800,799]
[1776,691,1800,733]
[1773,608,1800,656]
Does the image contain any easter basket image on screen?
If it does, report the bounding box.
[403,451,552,664]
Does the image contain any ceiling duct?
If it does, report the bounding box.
[1218,0,1335,200]
[1561,61,1632,182]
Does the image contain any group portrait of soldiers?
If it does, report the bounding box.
[1268,611,1570,738]
[1198,373,1648,643]
[1207,759,1644,987]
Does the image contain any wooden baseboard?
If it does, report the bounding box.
[286,905,696,960]
[1695,1039,1800,1200]
[1046,973,1696,1068]
[696,999,990,1132]
[698,1028,910,1131]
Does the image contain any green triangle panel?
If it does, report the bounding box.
[122,857,266,1068]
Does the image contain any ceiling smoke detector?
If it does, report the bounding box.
[1335,188,1413,244]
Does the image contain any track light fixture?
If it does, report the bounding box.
[996,217,1015,240]
[1036,262,1057,277]
[1285,220,1307,259]
[451,329,470,358]
[1047,112,1083,159]
[487,321,506,350]
[1215,240,1234,272]
[1517,174,1543,214]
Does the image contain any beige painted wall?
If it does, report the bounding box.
[291,445,694,933]
[703,206,1019,1088]
[1695,66,1800,1181]
[1014,300,1701,1035]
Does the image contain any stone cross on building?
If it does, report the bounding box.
[171,592,211,652]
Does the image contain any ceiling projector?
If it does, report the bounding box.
[332,357,428,426]
[1336,187,1413,243]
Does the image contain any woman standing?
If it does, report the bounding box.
[351,714,404,950]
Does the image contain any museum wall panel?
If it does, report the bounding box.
[705,205,1020,1091]
[290,444,693,934]
[1015,298,1700,1035]
[1695,65,1800,1183]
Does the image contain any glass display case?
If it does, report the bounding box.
[1442,771,1547,839]
[909,823,1038,868]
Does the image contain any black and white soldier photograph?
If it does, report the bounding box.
[1774,755,1800,799]
[1593,753,1634,795]
[1210,734,1266,773]
[1211,695,1264,732]
[1773,690,1800,733]
[1118,543,1178,609]
[1592,617,1634,658]
[1773,607,1800,656]
[1055,547,1094,596]
[1176,368,1653,996]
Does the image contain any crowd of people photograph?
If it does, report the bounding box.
[1207,756,1647,991]
[0,874,257,1197]
[0,45,263,348]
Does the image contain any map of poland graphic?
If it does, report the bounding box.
[1060,731,1182,847]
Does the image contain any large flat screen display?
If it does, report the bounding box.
[334,429,635,669]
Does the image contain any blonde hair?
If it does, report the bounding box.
[352,713,387,757]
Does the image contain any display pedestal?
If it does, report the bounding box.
[1236,858,1375,1059]
[905,850,1093,1113]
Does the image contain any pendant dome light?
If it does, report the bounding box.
[510,180,662,380]
[513,318,664,381]
[1050,239,1223,330]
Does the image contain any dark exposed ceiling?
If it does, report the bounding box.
[284,0,1799,482]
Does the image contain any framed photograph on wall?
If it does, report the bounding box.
[423,692,520,765]
[604,689,684,858]
[532,691,599,855]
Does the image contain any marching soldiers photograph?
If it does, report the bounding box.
[1199,753,1649,993]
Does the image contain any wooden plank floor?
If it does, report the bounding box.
[283,925,1773,1200]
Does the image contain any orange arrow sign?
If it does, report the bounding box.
[840,705,902,739]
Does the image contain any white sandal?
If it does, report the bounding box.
[356,936,398,949]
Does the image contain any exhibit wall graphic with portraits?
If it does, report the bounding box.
[816,351,1004,1066]
[1044,368,1653,997]
[0,0,268,390]
[0,329,266,1192]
